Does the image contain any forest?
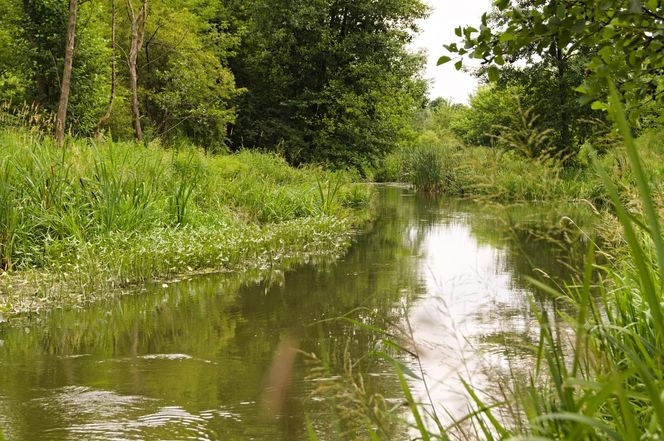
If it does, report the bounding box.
[1,0,664,440]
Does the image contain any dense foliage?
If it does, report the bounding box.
[0,128,372,315]
[0,0,428,166]
[441,0,664,156]
[226,0,427,168]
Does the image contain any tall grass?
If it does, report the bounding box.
[0,129,373,317]
[376,127,664,210]
[317,88,664,440]
[399,85,664,440]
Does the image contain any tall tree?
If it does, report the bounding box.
[14,0,110,135]
[227,0,428,168]
[126,0,147,141]
[95,0,116,138]
[54,0,78,144]
[442,0,664,127]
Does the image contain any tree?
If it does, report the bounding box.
[442,0,664,128]
[54,0,78,144]
[126,0,148,141]
[139,0,240,149]
[95,0,116,138]
[449,84,523,147]
[9,0,110,135]
[485,56,607,152]
[227,0,428,168]
[0,0,29,103]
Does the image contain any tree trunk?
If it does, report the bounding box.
[127,0,148,142]
[554,38,571,158]
[54,0,78,145]
[95,0,116,138]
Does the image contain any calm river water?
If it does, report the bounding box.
[0,186,587,440]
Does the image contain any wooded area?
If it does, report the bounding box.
[0,0,427,168]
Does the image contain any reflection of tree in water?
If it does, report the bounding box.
[0,187,590,440]
[0,186,429,441]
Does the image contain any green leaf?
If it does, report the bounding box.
[464,26,478,37]
[454,60,463,70]
[437,56,452,65]
[487,66,500,82]
[591,101,607,111]
[495,54,505,65]
[598,45,614,62]
[574,85,588,94]
[499,32,515,42]
[571,20,585,33]
[454,26,462,37]
[305,416,319,441]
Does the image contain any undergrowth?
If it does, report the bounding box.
[0,129,373,317]
[376,127,664,211]
[341,86,664,440]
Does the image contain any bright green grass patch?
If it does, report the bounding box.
[0,130,373,317]
[376,129,664,209]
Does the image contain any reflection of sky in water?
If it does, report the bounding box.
[38,385,239,440]
[0,187,578,440]
[406,214,536,425]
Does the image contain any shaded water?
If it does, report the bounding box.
[0,186,590,440]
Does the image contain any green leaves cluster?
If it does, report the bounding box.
[225,0,429,169]
[0,0,429,167]
[441,0,664,124]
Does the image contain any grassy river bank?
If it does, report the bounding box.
[0,130,373,319]
[356,101,664,439]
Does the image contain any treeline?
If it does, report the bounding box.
[0,0,428,168]
[437,0,664,161]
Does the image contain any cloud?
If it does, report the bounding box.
[412,0,492,104]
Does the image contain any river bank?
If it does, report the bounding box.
[0,185,584,441]
[377,128,664,206]
[369,108,664,439]
[0,130,374,319]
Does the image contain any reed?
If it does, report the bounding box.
[402,85,664,440]
[0,129,373,317]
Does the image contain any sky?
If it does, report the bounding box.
[412,0,493,104]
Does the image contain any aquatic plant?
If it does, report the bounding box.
[0,129,373,317]
[402,85,664,440]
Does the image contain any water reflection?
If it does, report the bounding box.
[0,186,590,440]
[401,194,591,431]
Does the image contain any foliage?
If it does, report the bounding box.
[0,0,427,164]
[464,84,664,441]
[226,0,429,168]
[443,0,664,126]
[1,0,111,134]
[136,0,241,149]
[449,84,522,147]
[402,144,445,192]
[378,122,664,211]
[0,129,373,316]
[493,99,556,159]
[490,60,610,152]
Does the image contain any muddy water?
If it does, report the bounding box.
[0,186,589,440]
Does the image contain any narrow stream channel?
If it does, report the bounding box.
[0,186,587,440]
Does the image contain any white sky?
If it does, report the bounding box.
[412,0,493,104]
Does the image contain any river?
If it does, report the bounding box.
[0,186,590,440]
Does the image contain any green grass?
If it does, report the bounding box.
[0,129,373,317]
[393,86,664,440]
[377,128,664,210]
[335,92,664,440]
